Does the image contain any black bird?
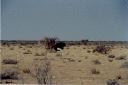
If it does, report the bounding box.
[53,42,66,51]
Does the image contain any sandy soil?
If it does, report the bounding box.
[0,44,128,85]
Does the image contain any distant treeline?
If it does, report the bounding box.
[1,40,128,45]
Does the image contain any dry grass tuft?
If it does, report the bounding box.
[10,47,14,50]
[23,50,32,54]
[35,59,52,84]
[2,59,18,64]
[0,69,18,80]
[18,45,23,48]
[22,68,31,74]
[108,55,115,58]
[83,47,86,49]
[78,60,82,62]
[115,55,126,60]
[116,75,122,80]
[67,58,75,62]
[93,45,111,54]
[85,56,88,59]
[91,68,100,74]
[92,59,101,65]
[56,53,62,57]
[35,53,45,56]
[87,50,91,53]
[108,59,113,62]
[106,79,119,85]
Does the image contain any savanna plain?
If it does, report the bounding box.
[0,42,128,85]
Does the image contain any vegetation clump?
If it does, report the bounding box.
[91,68,100,74]
[93,45,111,54]
[92,59,101,65]
[108,55,115,58]
[2,59,18,64]
[115,55,126,60]
[0,69,18,80]
[35,59,52,84]
[81,39,88,45]
[107,79,119,85]
[23,50,32,54]
[44,37,59,50]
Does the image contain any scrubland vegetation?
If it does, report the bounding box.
[0,40,128,85]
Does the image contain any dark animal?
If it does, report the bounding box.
[53,42,66,51]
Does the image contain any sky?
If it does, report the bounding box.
[0,0,1,40]
[1,0,128,41]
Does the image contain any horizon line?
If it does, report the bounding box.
[1,40,128,42]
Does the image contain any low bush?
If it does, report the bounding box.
[35,60,52,84]
[91,68,100,74]
[22,68,31,74]
[2,59,18,64]
[93,45,111,54]
[108,55,115,58]
[92,59,101,65]
[106,79,119,85]
[115,55,126,60]
[23,50,32,54]
[108,59,113,62]
[0,69,18,80]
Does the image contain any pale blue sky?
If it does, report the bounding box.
[1,0,128,41]
[0,0,1,40]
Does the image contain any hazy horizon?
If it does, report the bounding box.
[1,0,128,41]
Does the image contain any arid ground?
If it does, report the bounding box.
[0,43,128,85]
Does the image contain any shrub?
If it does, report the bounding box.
[116,75,122,80]
[22,68,31,74]
[108,55,115,58]
[18,45,23,48]
[0,69,18,80]
[81,39,88,45]
[93,45,111,54]
[23,50,32,54]
[35,60,52,84]
[115,55,126,60]
[92,59,101,65]
[78,60,82,62]
[10,47,14,50]
[35,53,45,56]
[4,80,13,84]
[108,59,113,62]
[87,50,91,53]
[35,53,42,56]
[2,59,18,64]
[44,37,59,50]
[91,68,100,74]
[83,47,86,49]
[106,79,119,85]
[67,58,75,62]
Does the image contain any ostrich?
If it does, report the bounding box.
[53,42,66,56]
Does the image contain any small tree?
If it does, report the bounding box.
[81,39,88,45]
[44,37,59,50]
